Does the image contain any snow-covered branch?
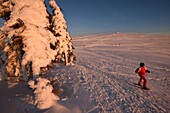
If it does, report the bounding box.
[28,77,59,109]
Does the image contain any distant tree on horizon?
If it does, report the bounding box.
[0,0,75,81]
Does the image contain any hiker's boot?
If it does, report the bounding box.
[143,86,150,90]
[137,83,142,87]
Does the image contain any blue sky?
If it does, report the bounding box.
[1,0,170,36]
[52,0,170,36]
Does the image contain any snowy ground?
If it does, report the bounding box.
[0,33,170,113]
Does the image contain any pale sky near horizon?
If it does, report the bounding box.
[1,0,170,36]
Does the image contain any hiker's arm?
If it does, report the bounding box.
[146,70,150,73]
[135,68,139,73]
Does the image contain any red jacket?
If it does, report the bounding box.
[135,67,148,76]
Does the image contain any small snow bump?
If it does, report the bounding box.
[61,96,69,101]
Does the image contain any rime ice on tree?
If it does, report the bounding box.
[49,0,75,65]
[0,0,75,80]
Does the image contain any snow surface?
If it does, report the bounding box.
[0,33,170,113]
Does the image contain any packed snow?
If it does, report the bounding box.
[0,33,170,113]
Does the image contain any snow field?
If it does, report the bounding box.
[69,33,170,112]
[0,33,169,113]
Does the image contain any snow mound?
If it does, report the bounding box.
[28,77,59,109]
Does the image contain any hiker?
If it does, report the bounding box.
[135,62,150,90]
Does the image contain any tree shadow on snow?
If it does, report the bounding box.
[0,80,49,113]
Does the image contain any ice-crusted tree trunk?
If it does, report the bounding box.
[0,0,75,80]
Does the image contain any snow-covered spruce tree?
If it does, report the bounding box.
[0,0,75,80]
[49,0,75,65]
